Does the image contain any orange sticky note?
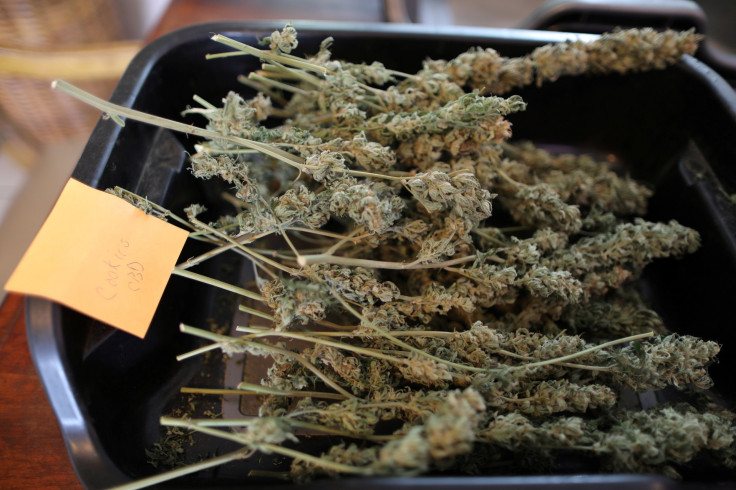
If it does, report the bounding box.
[5,178,189,338]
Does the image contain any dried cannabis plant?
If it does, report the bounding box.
[54,24,736,489]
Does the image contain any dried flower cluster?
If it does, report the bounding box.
[424,27,701,94]
[71,23,732,488]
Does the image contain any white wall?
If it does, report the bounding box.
[113,0,173,39]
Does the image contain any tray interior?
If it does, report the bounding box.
[49,24,736,487]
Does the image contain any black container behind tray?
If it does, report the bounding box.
[26,22,736,489]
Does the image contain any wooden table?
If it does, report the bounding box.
[0,294,81,488]
[0,1,400,487]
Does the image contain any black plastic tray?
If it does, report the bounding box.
[26,21,736,489]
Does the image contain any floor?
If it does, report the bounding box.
[0,152,26,224]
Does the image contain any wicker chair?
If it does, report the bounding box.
[0,0,141,154]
